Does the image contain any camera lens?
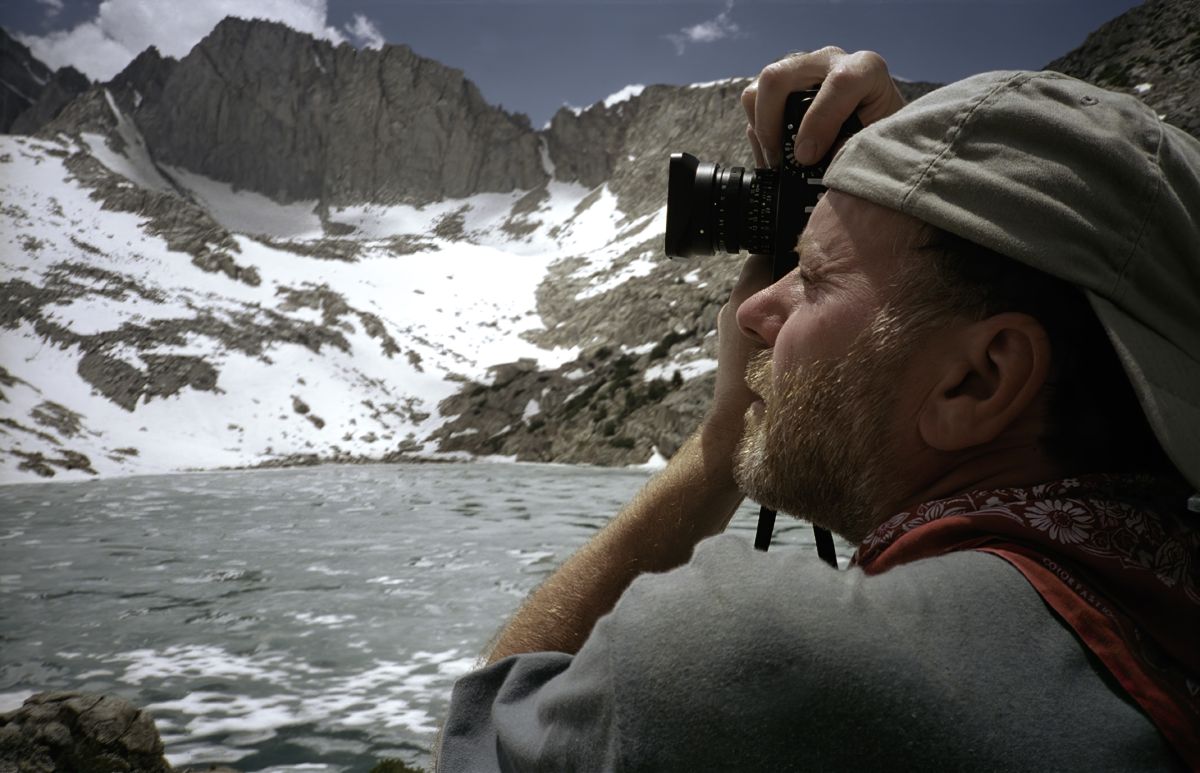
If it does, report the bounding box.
[666,152,778,258]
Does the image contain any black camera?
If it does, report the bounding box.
[664,91,862,264]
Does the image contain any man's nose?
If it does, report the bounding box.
[736,284,787,347]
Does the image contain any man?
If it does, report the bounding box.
[437,49,1199,771]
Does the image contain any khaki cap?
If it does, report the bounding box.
[823,70,1200,492]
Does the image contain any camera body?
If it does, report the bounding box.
[665,91,861,270]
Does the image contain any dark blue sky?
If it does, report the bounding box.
[3,0,1143,127]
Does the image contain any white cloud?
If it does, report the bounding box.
[17,0,385,82]
[343,13,385,50]
[666,0,742,56]
[36,0,64,20]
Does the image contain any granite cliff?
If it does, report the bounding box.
[114,17,547,205]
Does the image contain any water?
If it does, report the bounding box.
[0,462,840,771]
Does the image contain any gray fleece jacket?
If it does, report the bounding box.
[438,534,1177,771]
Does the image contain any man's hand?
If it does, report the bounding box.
[741,47,906,168]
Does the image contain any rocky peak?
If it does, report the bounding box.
[125,16,547,206]
[9,65,90,135]
[1,27,51,130]
[1,27,91,133]
[543,97,645,188]
[106,46,176,115]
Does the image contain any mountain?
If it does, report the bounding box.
[1,0,1195,483]
[124,18,546,206]
[1,27,90,134]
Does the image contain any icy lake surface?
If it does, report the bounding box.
[0,462,840,771]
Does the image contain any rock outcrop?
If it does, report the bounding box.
[0,692,172,773]
[1,28,52,131]
[1,28,90,133]
[9,64,90,135]
[106,46,178,115]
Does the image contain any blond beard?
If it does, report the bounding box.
[732,304,925,545]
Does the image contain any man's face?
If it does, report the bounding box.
[732,191,937,544]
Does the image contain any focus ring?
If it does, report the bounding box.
[745,169,777,255]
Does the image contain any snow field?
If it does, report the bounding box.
[1,78,725,483]
[0,106,662,481]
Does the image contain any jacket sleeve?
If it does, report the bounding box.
[436,625,621,771]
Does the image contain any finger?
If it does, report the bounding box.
[741,85,767,166]
[753,46,845,167]
[795,51,901,164]
[740,81,758,128]
[794,69,869,165]
[839,50,904,124]
[746,123,766,168]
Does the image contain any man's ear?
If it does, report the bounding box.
[918,313,1052,452]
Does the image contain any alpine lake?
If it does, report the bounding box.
[0,462,849,771]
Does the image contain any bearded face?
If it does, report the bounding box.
[733,302,930,545]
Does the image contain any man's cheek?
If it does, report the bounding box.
[772,307,868,376]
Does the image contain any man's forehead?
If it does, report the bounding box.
[795,192,929,265]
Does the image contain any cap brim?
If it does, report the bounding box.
[1086,292,1200,491]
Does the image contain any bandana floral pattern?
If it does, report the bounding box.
[853,474,1200,768]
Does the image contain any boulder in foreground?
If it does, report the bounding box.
[0,691,171,773]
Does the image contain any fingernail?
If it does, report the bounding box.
[796,139,817,165]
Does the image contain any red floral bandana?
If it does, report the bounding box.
[852,475,1200,768]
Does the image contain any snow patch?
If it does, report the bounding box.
[24,61,49,87]
[575,252,657,301]
[539,137,556,177]
[604,84,645,108]
[643,357,717,383]
[164,166,324,239]
[5,78,37,103]
[689,77,743,89]
[630,446,669,471]
[77,91,175,194]
[43,292,188,336]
